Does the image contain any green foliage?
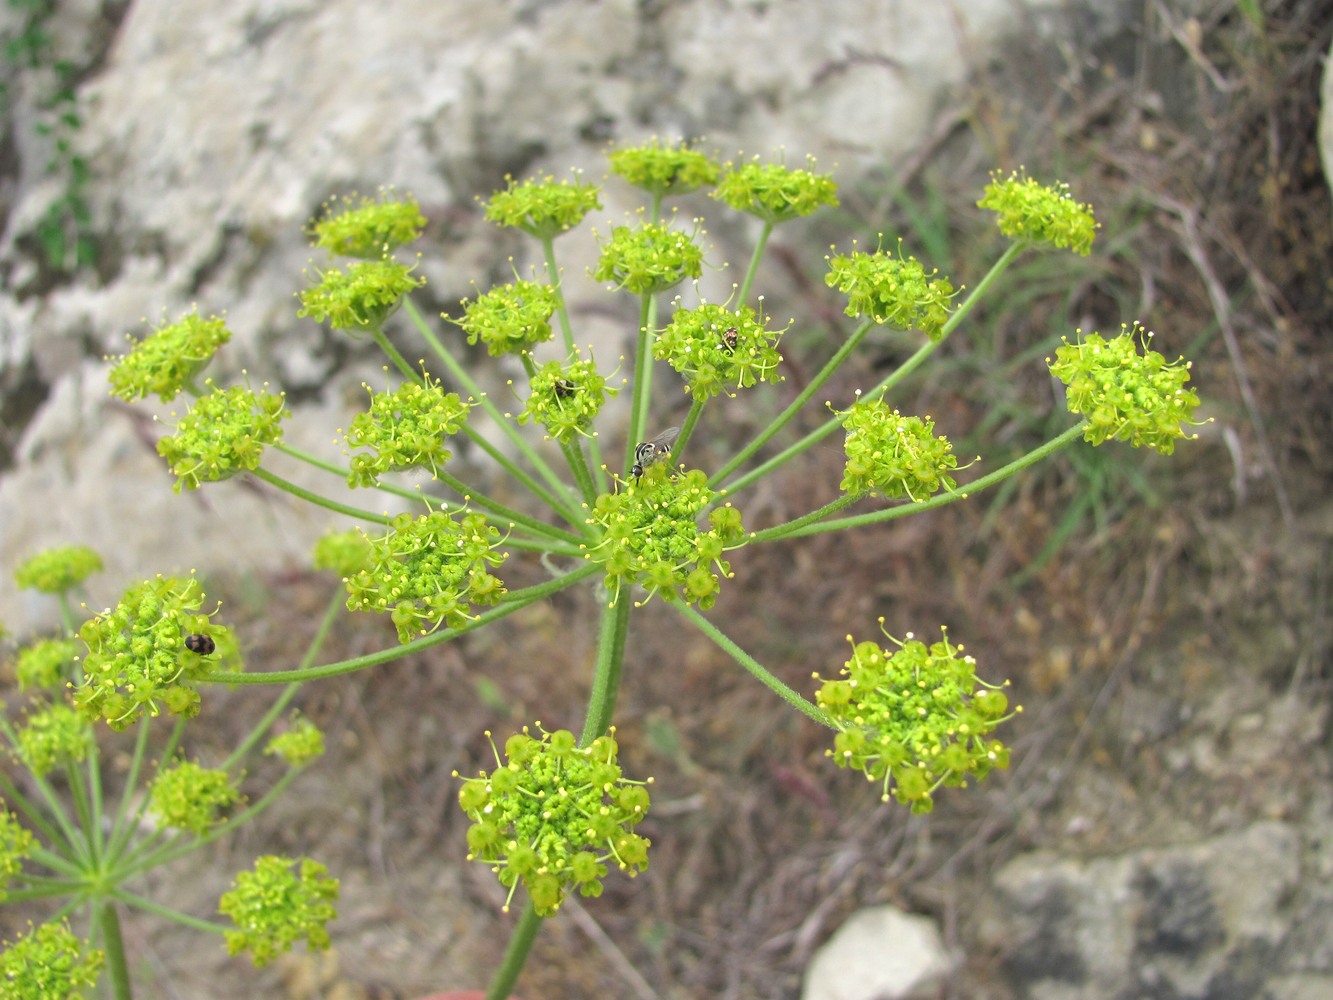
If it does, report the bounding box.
[455,727,650,916]
[0,136,1203,998]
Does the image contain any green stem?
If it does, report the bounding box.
[746,493,860,542]
[199,564,600,685]
[670,396,708,471]
[485,899,544,1000]
[97,899,133,1000]
[371,325,423,384]
[580,594,631,745]
[403,296,580,511]
[542,235,576,355]
[248,467,392,524]
[738,221,774,304]
[756,422,1087,541]
[674,603,831,727]
[113,888,225,936]
[626,294,661,460]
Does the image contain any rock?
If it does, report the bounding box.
[803,905,952,1000]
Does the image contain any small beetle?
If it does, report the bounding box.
[184,633,216,656]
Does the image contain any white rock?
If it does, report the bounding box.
[803,905,953,1000]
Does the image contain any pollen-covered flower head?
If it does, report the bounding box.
[343,374,472,488]
[825,238,956,339]
[265,715,326,769]
[73,575,237,731]
[609,138,721,197]
[978,169,1099,255]
[814,627,1018,813]
[0,920,103,996]
[308,189,426,258]
[1047,323,1203,454]
[583,467,746,609]
[516,355,619,443]
[712,154,839,224]
[653,300,785,401]
[0,809,36,899]
[455,725,651,917]
[343,508,509,644]
[449,279,557,357]
[219,856,339,968]
[483,173,602,240]
[15,544,103,595]
[837,395,963,501]
[107,310,232,402]
[297,257,424,333]
[149,759,239,835]
[15,702,94,777]
[593,213,705,295]
[15,638,80,691]
[155,381,289,492]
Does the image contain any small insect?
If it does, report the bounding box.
[631,425,681,480]
[184,633,216,656]
[721,326,739,352]
[552,378,576,400]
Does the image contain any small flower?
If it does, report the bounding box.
[654,301,785,400]
[978,170,1098,255]
[455,725,651,917]
[837,396,963,500]
[15,638,80,691]
[219,856,339,968]
[814,627,1018,812]
[0,810,36,900]
[297,258,424,332]
[344,375,472,488]
[825,240,956,339]
[712,155,839,224]
[72,575,235,730]
[14,545,103,595]
[483,173,602,239]
[156,382,289,492]
[149,759,240,835]
[449,279,557,357]
[343,508,509,644]
[593,216,705,295]
[516,356,619,443]
[0,920,104,998]
[582,468,747,609]
[609,139,721,197]
[1047,323,1203,454]
[266,716,326,769]
[309,189,426,258]
[312,529,374,578]
[107,310,232,402]
[16,703,94,777]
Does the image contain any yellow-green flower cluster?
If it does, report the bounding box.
[108,311,232,402]
[456,726,651,917]
[593,219,704,295]
[297,258,423,332]
[309,191,426,258]
[451,279,557,356]
[0,810,35,899]
[157,383,289,492]
[73,576,233,730]
[343,510,508,644]
[15,544,103,595]
[15,638,79,691]
[266,716,325,769]
[1047,323,1202,454]
[0,920,103,997]
[312,529,373,578]
[583,467,746,609]
[483,174,602,239]
[149,760,239,835]
[609,139,720,197]
[517,357,618,443]
[653,303,785,401]
[218,856,339,968]
[825,243,956,339]
[344,377,472,487]
[15,703,93,777]
[978,170,1098,255]
[712,156,839,224]
[839,397,961,500]
[815,629,1016,813]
